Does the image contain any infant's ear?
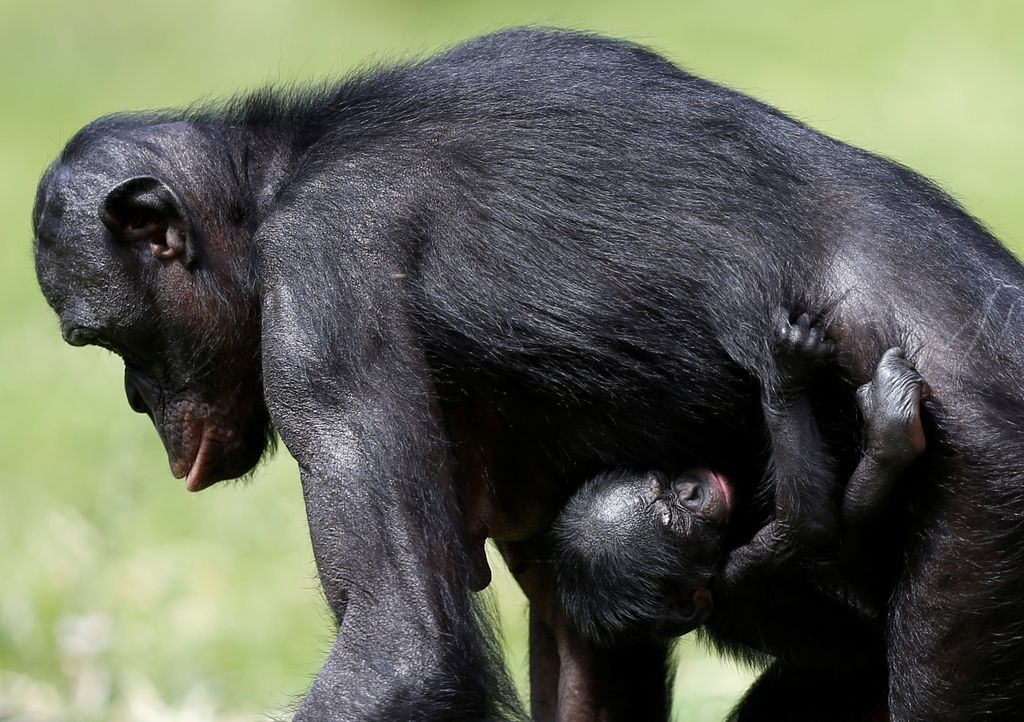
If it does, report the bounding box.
[657,587,714,638]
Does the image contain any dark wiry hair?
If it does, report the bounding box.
[553,471,720,645]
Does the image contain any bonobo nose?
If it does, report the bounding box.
[124,368,158,418]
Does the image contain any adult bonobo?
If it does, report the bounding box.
[32,28,1024,721]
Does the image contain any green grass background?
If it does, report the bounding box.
[2,1,1022,720]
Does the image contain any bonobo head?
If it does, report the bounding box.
[32,116,273,491]
[553,468,733,644]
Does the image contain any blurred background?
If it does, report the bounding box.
[2,1,1022,720]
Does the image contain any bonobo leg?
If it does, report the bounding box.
[725,347,927,722]
[723,320,928,588]
[504,539,670,722]
[722,311,837,587]
[842,347,927,530]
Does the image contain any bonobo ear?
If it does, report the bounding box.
[99,176,197,268]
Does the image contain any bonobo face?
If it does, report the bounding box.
[32,120,273,491]
[655,467,733,534]
[553,469,735,643]
[644,467,734,627]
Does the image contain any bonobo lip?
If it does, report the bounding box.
[702,470,733,526]
[184,423,213,492]
[709,471,733,513]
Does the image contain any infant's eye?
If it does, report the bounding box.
[650,494,673,526]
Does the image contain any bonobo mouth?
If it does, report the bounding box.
[708,471,733,514]
[123,366,269,492]
[184,422,212,492]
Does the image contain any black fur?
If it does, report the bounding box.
[553,319,925,655]
[554,470,722,644]
[33,28,1024,721]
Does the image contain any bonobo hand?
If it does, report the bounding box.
[773,310,836,385]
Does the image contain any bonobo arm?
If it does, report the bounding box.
[257,174,514,721]
[721,312,836,588]
[722,319,927,590]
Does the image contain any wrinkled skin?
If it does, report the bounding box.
[34,138,273,490]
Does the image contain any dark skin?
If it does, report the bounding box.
[554,314,928,646]
[32,28,1024,722]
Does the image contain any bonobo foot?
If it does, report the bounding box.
[857,348,928,462]
[841,347,928,534]
[773,310,835,382]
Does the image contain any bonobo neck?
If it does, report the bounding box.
[192,86,351,230]
[202,122,297,232]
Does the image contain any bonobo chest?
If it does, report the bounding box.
[435,372,768,546]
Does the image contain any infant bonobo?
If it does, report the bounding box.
[554,312,928,643]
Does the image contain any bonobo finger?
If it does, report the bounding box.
[811,330,834,358]
[875,347,910,382]
[773,312,795,346]
[855,381,874,413]
[879,347,905,364]
[773,306,791,329]
[877,348,927,396]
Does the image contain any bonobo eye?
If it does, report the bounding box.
[672,476,705,512]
